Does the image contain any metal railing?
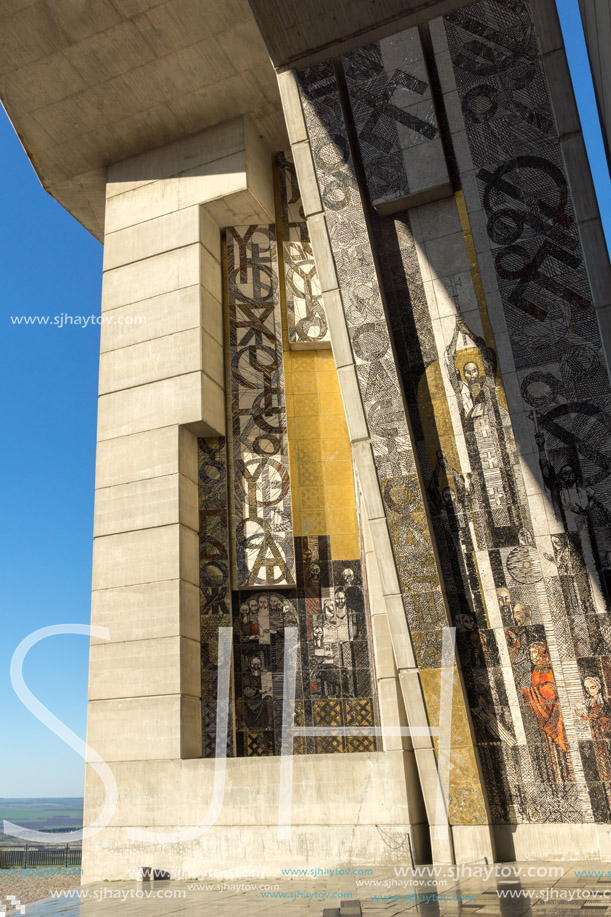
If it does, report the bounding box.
[0,845,82,868]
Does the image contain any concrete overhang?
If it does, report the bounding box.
[247,0,476,69]
[0,0,288,240]
[0,0,473,240]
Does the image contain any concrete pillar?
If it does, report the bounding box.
[85,116,274,786]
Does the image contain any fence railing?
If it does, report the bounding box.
[0,845,82,868]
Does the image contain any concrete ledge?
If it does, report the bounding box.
[96,372,225,441]
[95,426,196,489]
[86,694,201,762]
[93,473,198,537]
[81,821,417,883]
[104,117,275,234]
[89,636,200,700]
[492,822,602,862]
[90,580,199,645]
[99,286,202,353]
[83,750,414,830]
[99,329,205,395]
[91,524,199,590]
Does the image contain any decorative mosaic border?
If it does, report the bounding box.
[276,152,330,347]
[225,226,296,588]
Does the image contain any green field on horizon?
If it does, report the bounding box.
[0,798,83,844]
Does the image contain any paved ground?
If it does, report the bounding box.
[0,867,80,909]
[2,862,611,917]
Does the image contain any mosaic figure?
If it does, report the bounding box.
[521,641,573,784]
[444,318,520,547]
[579,676,611,782]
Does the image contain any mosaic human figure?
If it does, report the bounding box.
[536,429,609,614]
[521,641,573,783]
[445,318,520,546]
[578,676,611,782]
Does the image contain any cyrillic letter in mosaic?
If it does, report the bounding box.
[198,437,233,758]
[343,28,451,213]
[226,225,296,588]
[277,152,330,347]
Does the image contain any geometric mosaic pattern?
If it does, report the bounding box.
[276,152,329,346]
[226,226,296,587]
[294,0,611,824]
[343,27,448,211]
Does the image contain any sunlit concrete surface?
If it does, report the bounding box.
[9,861,611,916]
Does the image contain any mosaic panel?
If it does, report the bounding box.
[296,60,487,822]
[276,152,330,347]
[285,348,360,560]
[439,0,611,822]
[198,437,233,758]
[327,0,611,823]
[204,215,380,757]
[343,27,450,211]
[368,186,596,822]
[232,536,379,756]
[226,226,296,588]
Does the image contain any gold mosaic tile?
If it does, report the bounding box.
[328,508,358,535]
[317,370,341,393]
[325,484,356,509]
[294,413,322,440]
[323,461,353,486]
[320,391,345,416]
[322,438,351,462]
[291,373,318,394]
[330,533,360,559]
[293,393,319,416]
[299,485,326,510]
[296,462,324,487]
[321,414,349,438]
[301,511,327,535]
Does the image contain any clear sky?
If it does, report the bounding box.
[1,2,610,799]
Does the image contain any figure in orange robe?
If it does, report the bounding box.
[521,641,574,783]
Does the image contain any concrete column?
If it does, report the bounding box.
[86,116,274,766]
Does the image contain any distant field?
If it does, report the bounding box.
[0,799,83,844]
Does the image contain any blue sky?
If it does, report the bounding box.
[1,3,610,799]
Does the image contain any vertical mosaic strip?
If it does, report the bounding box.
[296,61,488,822]
[372,197,591,824]
[343,28,450,212]
[226,226,296,588]
[231,349,378,755]
[198,437,233,758]
[276,152,330,347]
[440,0,611,823]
